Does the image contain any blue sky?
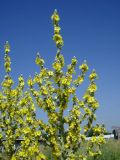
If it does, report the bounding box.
[0,0,120,131]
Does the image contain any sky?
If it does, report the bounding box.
[0,0,120,131]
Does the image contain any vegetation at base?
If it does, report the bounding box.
[100,140,120,160]
[89,139,120,160]
[43,140,120,160]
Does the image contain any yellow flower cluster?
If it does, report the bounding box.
[0,42,47,160]
[3,41,12,73]
[35,52,44,68]
[53,60,62,72]
[4,41,10,53]
[67,57,77,75]
[88,82,97,93]
[51,9,64,49]
[89,70,98,81]
[51,9,60,23]
[79,60,89,74]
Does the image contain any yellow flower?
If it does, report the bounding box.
[34,130,41,137]
[21,108,28,114]
[90,136,97,143]
[89,70,98,81]
[53,34,64,48]
[88,83,97,93]
[53,61,62,71]
[48,127,55,135]
[78,101,85,108]
[41,86,48,95]
[53,34,62,42]
[92,101,99,109]
[23,127,31,134]
[57,40,64,47]
[71,57,77,65]
[35,53,44,66]
[84,108,92,116]
[68,87,76,94]
[51,9,60,22]
[40,68,47,77]
[93,126,102,135]
[25,139,30,146]
[4,61,11,68]
[4,41,10,53]
[88,150,94,157]
[54,26,61,34]
[11,156,17,160]
[65,143,69,149]
[18,151,27,158]
[26,116,33,123]
[79,61,89,73]
[11,89,18,97]
[70,122,76,129]
[34,74,42,84]
[5,119,10,125]
[97,136,106,144]
[27,78,34,87]
[2,77,14,87]
[61,77,68,85]
[87,96,95,104]
[33,90,39,97]
[18,75,24,81]
[74,75,84,86]
[48,71,54,77]
[73,107,81,116]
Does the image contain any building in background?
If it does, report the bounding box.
[112,126,120,139]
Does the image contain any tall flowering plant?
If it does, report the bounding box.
[0,10,105,160]
[28,10,106,160]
